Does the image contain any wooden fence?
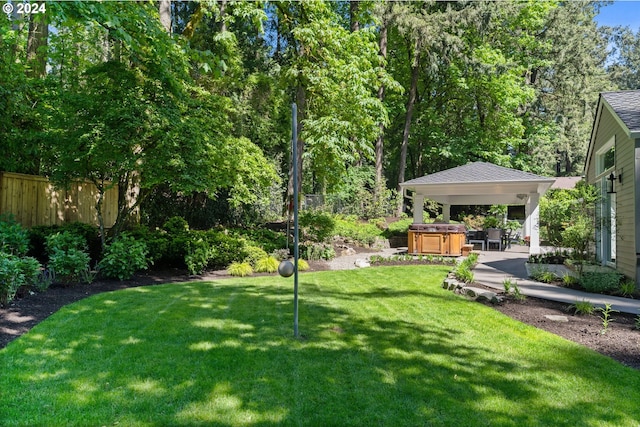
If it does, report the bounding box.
[0,172,119,228]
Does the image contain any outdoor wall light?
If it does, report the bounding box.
[607,171,621,194]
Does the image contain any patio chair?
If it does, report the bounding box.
[486,228,502,251]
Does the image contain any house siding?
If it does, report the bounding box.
[587,106,636,280]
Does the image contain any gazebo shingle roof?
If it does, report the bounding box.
[601,90,640,133]
[402,162,553,185]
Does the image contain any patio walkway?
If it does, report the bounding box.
[474,245,640,314]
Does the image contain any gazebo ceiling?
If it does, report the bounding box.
[399,162,556,205]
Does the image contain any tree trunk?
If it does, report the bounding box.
[26,12,48,78]
[397,50,420,216]
[288,84,306,199]
[219,0,228,33]
[375,16,388,197]
[350,1,359,32]
[158,0,172,34]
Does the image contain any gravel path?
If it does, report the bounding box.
[325,247,405,270]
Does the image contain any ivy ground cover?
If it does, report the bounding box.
[2,266,640,426]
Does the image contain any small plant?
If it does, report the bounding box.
[635,312,640,330]
[454,264,474,283]
[466,252,479,265]
[562,274,579,287]
[99,234,149,280]
[227,262,253,277]
[512,283,526,302]
[598,303,618,334]
[568,300,595,316]
[254,256,279,273]
[45,231,91,285]
[503,278,514,294]
[538,271,558,283]
[271,248,290,261]
[296,259,310,271]
[618,280,636,298]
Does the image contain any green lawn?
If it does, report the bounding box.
[2,265,640,426]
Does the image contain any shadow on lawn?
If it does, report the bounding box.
[2,269,640,426]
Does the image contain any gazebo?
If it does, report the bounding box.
[399,162,556,254]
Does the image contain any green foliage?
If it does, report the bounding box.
[569,300,596,316]
[0,214,29,256]
[230,228,287,254]
[244,246,270,268]
[184,239,211,276]
[0,252,25,306]
[227,262,253,277]
[99,234,149,280]
[562,274,580,287]
[45,232,92,285]
[483,216,501,229]
[299,211,336,243]
[254,257,280,274]
[579,272,622,294]
[163,217,190,235]
[598,303,618,335]
[333,217,382,246]
[618,280,636,298]
[503,278,515,294]
[0,252,41,306]
[299,243,336,261]
[512,283,526,302]
[296,259,310,272]
[539,184,598,258]
[384,218,414,237]
[454,263,474,284]
[528,266,557,283]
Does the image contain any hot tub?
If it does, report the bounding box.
[407,223,466,256]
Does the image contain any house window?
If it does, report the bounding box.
[595,137,616,266]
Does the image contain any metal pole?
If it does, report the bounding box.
[292,103,299,338]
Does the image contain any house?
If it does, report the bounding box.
[584,90,640,283]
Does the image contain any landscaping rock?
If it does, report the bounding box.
[544,315,569,322]
[354,258,371,268]
[461,286,499,303]
[341,247,357,256]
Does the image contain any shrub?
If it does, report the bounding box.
[0,214,29,256]
[228,262,253,277]
[579,272,622,294]
[99,234,149,280]
[185,238,211,275]
[0,252,24,305]
[162,216,189,234]
[204,231,247,269]
[0,252,41,305]
[333,217,381,246]
[384,218,413,237]
[230,228,287,254]
[562,274,579,287]
[296,259,310,271]
[299,211,336,243]
[271,248,290,261]
[244,246,269,268]
[46,232,92,284]
[254,256,279,273]
[299,243,335,261]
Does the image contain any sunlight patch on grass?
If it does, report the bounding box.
[175,382,288,425]
[192,318,254,331]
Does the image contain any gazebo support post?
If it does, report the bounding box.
[413,194,424,224]
[525,192,541,254]
[442,204,451,223]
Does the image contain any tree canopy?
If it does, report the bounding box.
[0,0,633,226]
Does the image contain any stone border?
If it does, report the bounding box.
[442,272,504,304]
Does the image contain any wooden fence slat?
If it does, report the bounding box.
[0,172,121,228]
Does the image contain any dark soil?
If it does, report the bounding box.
[2,263,640,371]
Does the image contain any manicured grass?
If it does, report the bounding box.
[2,265,640,426]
